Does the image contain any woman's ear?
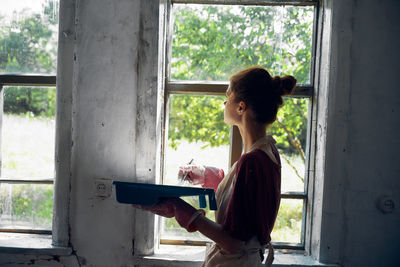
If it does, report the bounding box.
[237,101,247,115]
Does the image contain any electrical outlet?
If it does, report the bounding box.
[94,179,112,198]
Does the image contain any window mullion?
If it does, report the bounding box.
[0,179,54,184]
[280,192,307,199]
[0,229,51,235]
[0,85,2,178]
[0,75,56,87]
[172,0,318,7]
[167,81,228,95]
[167,82,313,97]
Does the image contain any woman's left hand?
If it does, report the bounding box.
[132,198,205,232]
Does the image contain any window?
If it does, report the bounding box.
[0,0,59,234]
[161,0,317,250]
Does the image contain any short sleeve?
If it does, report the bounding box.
[221,149,281,244]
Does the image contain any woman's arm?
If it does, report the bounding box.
[192,214,244,254]
[133,198,244,253]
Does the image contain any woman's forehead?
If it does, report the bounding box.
[226,85,232,96]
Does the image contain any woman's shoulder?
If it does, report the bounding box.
[239,148,276,165]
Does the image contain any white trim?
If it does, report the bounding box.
[52,0,76,247]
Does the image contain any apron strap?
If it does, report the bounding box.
[264,242,274,267]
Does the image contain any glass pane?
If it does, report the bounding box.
[171,4,314,84]
[162,94,230,241]
[271,198,303,243]
[0,0,59,75]
[2,86,56,179]
[0,183,53,230]
[270,98,309,192]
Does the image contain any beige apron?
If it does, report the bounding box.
[202,136,278,267]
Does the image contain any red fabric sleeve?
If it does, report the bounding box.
[221,149,281,244]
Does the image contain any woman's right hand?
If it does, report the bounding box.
[178,164,225,191]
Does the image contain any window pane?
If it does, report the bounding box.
[0,0,59,75]
[164,94,230,185]
[271,198,303,244]
[2,86,56,179]
[270,98,309,192]
[0,183,53,230]
[171,4,314,84]
[162,94,229,240]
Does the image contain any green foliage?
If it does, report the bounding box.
[0,13,55,73]
[270,98,308,157]
[171,5,313,82]
[168,95,230,149]
[168,4,313,161]
[0,0,58,118]
[0,185,53,228]
[271,200,303,243]
[274,200,302,230]
[3,86,56,117]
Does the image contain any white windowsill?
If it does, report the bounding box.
[0,234,339,267]
[0,233,72,255]
[134,245,340,267]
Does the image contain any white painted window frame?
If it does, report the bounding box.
[0,77,55,236]
[0,1,66,242]
[0,0,78,250]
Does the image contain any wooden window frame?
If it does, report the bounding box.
[160,0,319,250]
[0,75,56,235]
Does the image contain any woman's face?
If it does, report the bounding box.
[223,86,241,125]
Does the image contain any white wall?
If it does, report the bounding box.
[316,0,400,266]
[68,0,139,265]
[1,0,399,266]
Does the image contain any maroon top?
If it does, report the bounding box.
[221,146,281,245]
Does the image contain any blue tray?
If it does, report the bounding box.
[112,181,218,210]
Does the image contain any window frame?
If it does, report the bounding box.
[0,0,67,244]
[160,0,320,250]
[0,74,56,235]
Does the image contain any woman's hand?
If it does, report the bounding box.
[132,198,204,232]
[133,199,243,253]
[132,198,175,218]
[178,164,225,191]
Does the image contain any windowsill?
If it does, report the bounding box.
[133,245,340,267]
[0,233,72,256]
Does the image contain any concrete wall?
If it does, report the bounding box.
[68,0,139,265]
[1,0,399,266]
[316,0,400,266]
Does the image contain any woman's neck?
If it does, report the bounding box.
[238,116,267,153]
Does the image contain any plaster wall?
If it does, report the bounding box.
[68,0,140,265]
[1,0,400,266]
[318,0,400,266]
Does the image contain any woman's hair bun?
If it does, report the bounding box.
[279,75,297,96]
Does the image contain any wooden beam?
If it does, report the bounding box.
[0,75,56,87]
[0,179,54,184]
[172,0,318,6]
[167,81,313,97]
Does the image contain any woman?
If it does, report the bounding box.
[134,66,296,266]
